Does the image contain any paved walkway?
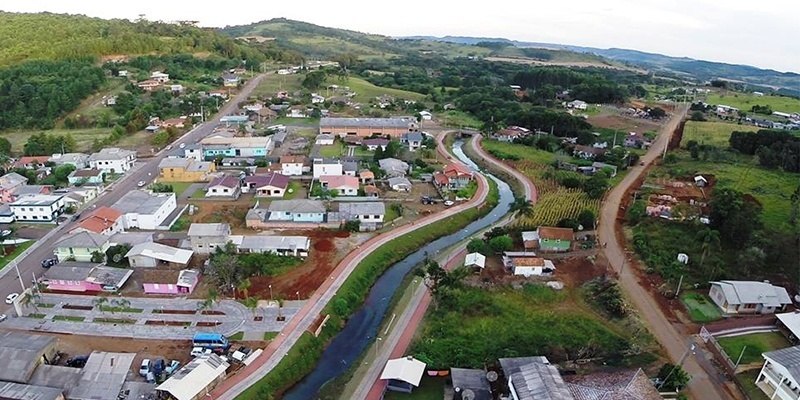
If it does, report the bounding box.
[2,293,302,339]
[212,130,492,399]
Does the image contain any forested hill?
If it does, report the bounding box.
[0,12,268,66]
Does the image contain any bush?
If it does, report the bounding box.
[583,276,627,318]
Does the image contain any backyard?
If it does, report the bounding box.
[718,332,790,366]
[318,141,345,158]
[384,376,445,400]
[157,181,194,197]
[680,292,722,323]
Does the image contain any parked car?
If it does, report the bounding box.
[41,258,58,268]
[66,355,89,368]
[152,359,166,377]
[443,200,454,207]
[139,359,151,377]
[137,181,146,188]
[179,143,186,149]
[165,360,180,375]
[5,293,19,304]
[0,314,6,323]
[190,347,211,357]
[0,229,11,237]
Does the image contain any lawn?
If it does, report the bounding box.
[284,181,302,200]
[1,128,110,155]
[53,315,86,322]
[441,110,483,129]
[683,121,759,147]
[481,139,555,165]
[384,376,445,400]
[158,181,194,197]
[735,370,770,400]
[229,331,244,341]
[384,202,400,222]
[706,91,800,114]
[254,73,303,97]
[319,141,345,158]
[272,117,320,127]
[680,292,723,323]
[0,240,35,271]
[718,332,790,365]
[326,76,426,104]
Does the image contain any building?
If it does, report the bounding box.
[503,256,556,277]
[418,110,432,121]
[433,163,474,191]
[450,368,492,400]
[67,168,105,186]
[757,345,800,400]
[320,117,419,138]
[709,280,792,314]
[0,382,64,400]
[387,177,412,192]
[342,160,358,177]
[337,202,386,227]
[220,115,250,126]
[0,172,28,203]
[137,79,161,91]
[200,136,272,159]
[150,71,170,82]
[156,354,229,400]
[111,190,177,230]
[231,235,311,257]
[319,175,359,196]
[144,269,200,295]
[363,138,390,151]
[71,207,124,235]
[624,132,652,149]
[378,158,409,177]
[125,242,193,267]
[87,148,136,174]
[48,152,88,169]
[493,126,531,143]
[464,252,486,269]
[525,226,574,252]
[66,351,136,400]
[500,357,573,400]
[242,173,290,197]
[158,158,216,182]
[188,223,232,254]
[0,331,58,384]
[53,231,110,262]
[380,356,427,394]
[205,176,241,199]
[221,72,240,87]
[313,159,343,178]
[567,99,588,110]
[364,185,380,198]
[267,200,326,223]
[0,205,14,224]
[401,132,424,151]
[9,194,65,223]
[573,145,607,160]
[184,144,204,161]
[315,134,335,145]
[280,155,306,176]
[359,170,375,184]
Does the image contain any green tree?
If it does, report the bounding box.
[577,209,596,230]
[105,244,132,267]
[243,296,259,317]
[301,70,327,90]
[709,188,762,247]
[583,172,609,199]
[488,235,513,253]
[414,260,469,308]
[466,239,489,255]
[90,250,104,263]
[0,137,11,156]
[93,296,109,314]
[509,196,534,219]
[207,242,242,295]
[696,228,720,270]
[657,363,691,392]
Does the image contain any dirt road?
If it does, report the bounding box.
[597,105,735,400]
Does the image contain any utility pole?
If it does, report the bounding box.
[675,275,684,297]
[13,261,25,292]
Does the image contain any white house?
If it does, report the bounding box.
[756,346,800,400]
[402,132,424,152]
[503,256,556,277]
[150,71,170,83]
[338,202,385,224]
[378,158,409,177]
[205,176,241,199]
[48,153,89,169]
[567,100,588,110]
[464,252,486,269]
[88,148,136,174]
[280,155,306,176]
[709,280,792,315]
[418,111,432,121]
[156,354,229,400]
[111,190,177,230]
[315,134,335,145]
[320,175,359,196]
[380,356,427,394]
[9,194,65,223]
[125,242,193,268]
[313,159,343,178]
[387,177,412,192]
[311,93,325,104]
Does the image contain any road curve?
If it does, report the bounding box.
[214,133,491,399]
[470,133,537,202]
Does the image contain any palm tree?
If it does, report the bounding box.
[509,196,534,219]
[243,296,259,317]
[112,298,131,313]
[197,288,219,315]
[237,278,251,300]
[93,296,109,315]
[697,228,721,268]
[20,291,41,314]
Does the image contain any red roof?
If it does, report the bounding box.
[14,156,50,168]
[244,172,290,189]
[433,172,449,185]
[207,175,240,189]
[320,175,359,189]
[364,185,380,194]
[280,155,306,164]
[537,226,574,241]
[442,163,473,178]
[76,207,122,234]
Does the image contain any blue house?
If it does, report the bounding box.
[68,168,105,185]
[267,200,326,223]
[200,136,272,159]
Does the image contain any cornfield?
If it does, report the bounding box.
[515,188,601,229]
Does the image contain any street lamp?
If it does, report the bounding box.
[269,284,273,301]
[296,291,300,301]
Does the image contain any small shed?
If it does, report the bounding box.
[156,354,229,400]
[464,252,486,269]
[380,356,427,394]
[694,175,708,187]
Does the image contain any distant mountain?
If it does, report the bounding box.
[403,36,800,93]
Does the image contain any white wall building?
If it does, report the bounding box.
[111,190,177,230]
[756,346,800,400]
[9,194,65,223]
[313,160,343,179]
[88,148,136,174]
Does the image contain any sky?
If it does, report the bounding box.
[3,0,799,73]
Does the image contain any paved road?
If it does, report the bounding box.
[0,73,268,314]
[212,130,492,400]
[471,134,538,202]
[596,105,735,400]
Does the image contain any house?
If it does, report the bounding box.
[433,163,474,191]
[0,205,14,224]
[287,106,308,118]
[200,136,272,159]
[150,71,170,82]
[72,207,124,235]
[364,185,380,198]
[243,173,289,197]
[54,231,110,262]
[694,175,708,187]
[504,256,556,277]
[220,157,255,167]
[378,158,409,177]
[55,186,99,208]
[709,280,792,314]
[401,132,424,151]
[280,155,306,176]
[0,172,28,203]
[170,84,184,94]
[755,346,800,400]
[67,168,105,185]
[0,331,59,384]
[9,194,65,223]
[205,176,241,199]
[418,110,432,121]
[527,226,573,252]
[388,177,412,192]
[10,184,52,201]
[338,202,385,227]
[380,356,427,394]
[342,160,358,177]
[162,116,188,128]
[12,156,50,169]
[219,115,250,126]
[43,264,133,292]
[111,190,177,230]
[49,152,88,169]
[183,144,204,161]
[319,117,419,138]
[188,223,232,255]
[359,170,375,184]
[624,132,651,149]
[493,126,531,143]
[158,158,216,182]
[209,90,228,99]
[125,242,193,268]
[311,93,325,104]
[343,135,363,146]
[221,72,240,87]
[156,354,229,400]
[319,175,359,196]
[363,138,390,151]
[315,134,335,146]
[118,70,128,77]
[143,269,199,295]
[231,235,311,257]
[573,145,607,160]
[88,148,136,174]
[465,252,486,269]
[136,79,162,91]
[313,159,343,178]
[567,99,588,110]
[267,200,326,223]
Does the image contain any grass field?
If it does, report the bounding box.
[718,332,789,365]
[254,74,303,97]
[157,182,194,197]
[735,370,770,400]
[318,141,345,158]
[516,188,600,228]
[2,128,110,155]
[679,292,722,323]
[441,110,483,129]
[683,121,759,147]
[0,241,35,271]
[326,76,426,104]
[481,139,556,165]
[706,91,800,114]
[384,376,445,400]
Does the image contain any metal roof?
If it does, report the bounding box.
[126,242,194,264]
[10,194,63,207]
[764,345,800,384]
[450,368,493,400]
[188,223,231,237]
[510,362,573,400]
[156,354,229,400]
[711,280,792,307]
[67,351,135,400]
[112,190,175,215]
[380,356,426,387]
[0,382,64,400]
[268,200,326,214]
[88,147,135,161]
[232,235,311,252]
[54,231,109,249]
[0,332,57,384]
[320,117,415,128]
[338,202,386,217]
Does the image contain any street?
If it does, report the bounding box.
[0,73,269,315]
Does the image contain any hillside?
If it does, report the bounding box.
[0,12,267,66]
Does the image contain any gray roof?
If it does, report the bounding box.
[387,177,411,187]
[450,368,492,400]
[108,232,153,246]
[404,132,424,142]
[88,147,135,161]
[67,351,136,400]
[29,365,81,395]
[339,202,385,217]
[55,231,109,249]
[188,223,231,237]
[711,280,792,307]
[0,382,64,400]
[49,152,88,165]
[69,168,104,178]
[378,158,409,175]
[764,346,800,383]
[268,199,326,214]
[43,263,96,281]
[236,235,311,252]
[12,185,50,197]
[0,332,58,384]
[112,190,174,215]
[321,117,414,128]
[10,194,63,207]
[86,266,133,287]
[159,158,193,169]
[343,161,358,172]
[510,362,573,400]
[0,172,28,189]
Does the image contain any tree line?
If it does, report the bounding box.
[730,129,800,172]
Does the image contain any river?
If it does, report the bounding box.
[283,140,514,399]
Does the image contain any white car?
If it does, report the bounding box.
[139,359,151,377]
[137,181,146,188]
[0,314,7,322]
[179,143,186,149]
[5,293,19,304]
[443,200,455,207]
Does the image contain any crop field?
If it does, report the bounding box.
[326,76,426,104]
[2,128,110,155]
[516,188,601,228]
[683,121,759,147]
[706,91,800,114]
